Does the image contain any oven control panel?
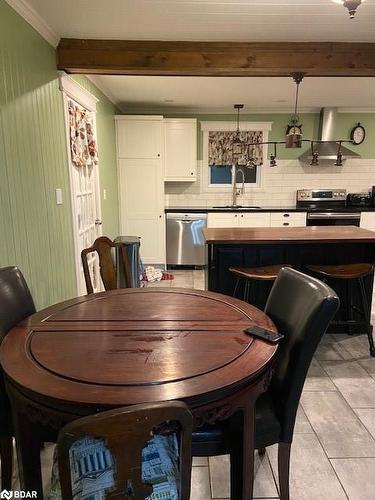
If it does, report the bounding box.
[297,189,347,202]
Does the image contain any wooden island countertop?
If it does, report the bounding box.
[203,226,375,245]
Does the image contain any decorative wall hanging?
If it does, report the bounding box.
[68,100,99,168]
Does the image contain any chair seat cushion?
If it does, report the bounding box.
[48,434,180,500]
[306,263,373,280]
[192,393,282,456]
[229,265,291,281]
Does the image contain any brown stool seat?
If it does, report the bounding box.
[229,264,291,281]
[306,263,373,280]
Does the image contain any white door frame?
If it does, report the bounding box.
[59,73,103,294]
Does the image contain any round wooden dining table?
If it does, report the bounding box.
[0,287,278,500]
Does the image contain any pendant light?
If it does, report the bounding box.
[285,73,305,149]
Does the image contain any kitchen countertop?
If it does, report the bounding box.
[165,206,375,213]
[203,226,375,244]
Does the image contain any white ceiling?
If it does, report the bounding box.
[11,0,375,111]
[89,75,375,113]
[24,0,375,43]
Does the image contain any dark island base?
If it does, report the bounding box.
[207,242,375,335]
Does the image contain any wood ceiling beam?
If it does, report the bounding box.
[57,39,375,77]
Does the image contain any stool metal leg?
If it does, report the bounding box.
[233,277,241,298]
[243,280,249,302]
[358,277,375,357]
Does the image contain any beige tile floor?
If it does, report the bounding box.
[13,270,375,499]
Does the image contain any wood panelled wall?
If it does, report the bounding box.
[0,0,119,308]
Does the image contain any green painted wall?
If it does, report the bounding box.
[164,112,375,159]
[0,0,119,309]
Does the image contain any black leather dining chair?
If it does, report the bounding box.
[0,266,36,488]
[192,267,340,500]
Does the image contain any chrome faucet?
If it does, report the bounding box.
[232,165,245,208]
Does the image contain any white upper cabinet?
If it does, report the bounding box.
[116,116,163,159]
[164,119,197,181]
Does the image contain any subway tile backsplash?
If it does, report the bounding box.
[165,159,375,208]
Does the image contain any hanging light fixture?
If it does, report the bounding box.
[232,104,258,167]
[285,72,305,149]
[219,73,358,170]
[332,0,365,19]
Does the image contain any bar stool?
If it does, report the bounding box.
[229,264,291,305]
[306,263,375,357]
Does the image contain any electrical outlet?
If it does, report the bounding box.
[103,189,107,200]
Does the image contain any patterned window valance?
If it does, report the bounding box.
[68,100,99,168]
[208,130,263,166]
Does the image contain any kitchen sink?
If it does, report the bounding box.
[212,205,261,209]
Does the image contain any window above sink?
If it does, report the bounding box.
[200,121,273,192]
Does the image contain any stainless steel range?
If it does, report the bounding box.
[296,189,361,226]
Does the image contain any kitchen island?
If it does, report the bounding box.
[204,226,375,333]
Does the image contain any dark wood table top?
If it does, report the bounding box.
[0,288,277,409]
[204,226,375,244]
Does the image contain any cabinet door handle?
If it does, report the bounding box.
[234,214,238,217]
[283,213,290,217]
[190,172,194,175]
[159,215,162,218]
[283,222,290,226]
[157,153,160,157]
[241,214,244,217]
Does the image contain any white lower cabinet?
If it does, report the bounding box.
[207,211,306,229]
[207,213,239,228]
[270,212,307,227]
[239,212,271,227]
[360,212,375,231]
[118,158,165,264]
[207,212,270,228]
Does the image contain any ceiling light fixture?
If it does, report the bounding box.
[231,74,357,168]
[332,0,365,19]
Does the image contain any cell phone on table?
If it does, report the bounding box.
[244,325,284,344]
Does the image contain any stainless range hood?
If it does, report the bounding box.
[299,108,360,163]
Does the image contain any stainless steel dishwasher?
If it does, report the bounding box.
[166,213,207,267]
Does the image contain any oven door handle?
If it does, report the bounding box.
[307,212,361,219]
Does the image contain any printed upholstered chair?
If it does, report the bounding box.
[48,402,193,500]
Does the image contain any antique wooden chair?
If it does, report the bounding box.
[81,236,132,294]
[192,268,339,500]
[0,266,36,489]
[55,402,193,500]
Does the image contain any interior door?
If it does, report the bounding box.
[119,158,164,264]
[64,97,103,295]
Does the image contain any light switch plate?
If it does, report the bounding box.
[55,188,63,205]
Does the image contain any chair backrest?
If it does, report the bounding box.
[57,402,193,500]
[264,267,339,442]
[0,266,35,341]
[81,236,131,294]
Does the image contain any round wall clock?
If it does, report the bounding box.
[350,123,366,145]
[286,124,302,135]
